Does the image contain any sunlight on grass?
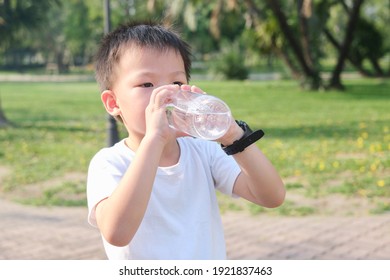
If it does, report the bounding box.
[0,79,389,214]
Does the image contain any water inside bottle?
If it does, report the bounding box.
[191,111,231,140]
[167,96,231,140]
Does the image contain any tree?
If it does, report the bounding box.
[26,0,97,73]
[325,11,388,78]
[0,0,60,126]
[0,98,9,127]
[245,0,374,90]
[328,0,365,90]
[352,19,386,77]
[0,0,59,46]
[1,0,388,95]
[267,0,321,89]
[64,1,93,66]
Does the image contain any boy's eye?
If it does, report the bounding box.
[141,83,154,88]
[173,81,183,86]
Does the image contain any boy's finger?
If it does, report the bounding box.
[190,85,205,94]
[180,84,204,94]
[151,87,176,108]
[179,84,191,92]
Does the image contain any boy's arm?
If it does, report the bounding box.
[94,86,177,247]
[94,136,164,247]
[220,123,285,208]
[185,84,284,206]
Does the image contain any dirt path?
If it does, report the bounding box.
[1,165,389,260]
[1,196,389,260]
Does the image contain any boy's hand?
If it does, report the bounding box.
[180,84,243,145]
[144,85,179,143]
[180,84,204,94]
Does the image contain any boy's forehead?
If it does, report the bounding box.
[113,45,185,76]
[119,45,182,65]
[121,44,175,57]
[121,44,152,57]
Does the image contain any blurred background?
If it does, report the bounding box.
[1,1,390,261]
[0,0,389,87]
[0,0,389,216]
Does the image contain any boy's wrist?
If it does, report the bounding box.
[220,121,245,147]
[221,120,265,156]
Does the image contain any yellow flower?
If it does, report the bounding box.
[357,137,364,148]
[370,163,377,172]
[377,180,385,188]
[318,162,325,171]
[332,161,340,168]
[369,143,382,153]
[361,132,368,139]
[359,122,367,129]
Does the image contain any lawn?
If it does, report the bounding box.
[0,78,389,215]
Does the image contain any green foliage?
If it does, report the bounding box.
[242,15,284,54]
[64,1,92,65]
[0,0,61,69]
[209,41,249,80]
[0,0,60,46]
[350,18,385,62]
[1,0,389,86]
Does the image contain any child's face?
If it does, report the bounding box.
[107,46,187,139]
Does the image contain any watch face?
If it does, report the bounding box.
[236,120,252,135]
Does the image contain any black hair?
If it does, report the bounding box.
[95,21,192,92]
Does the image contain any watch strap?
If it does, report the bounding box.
[222,121,264,155]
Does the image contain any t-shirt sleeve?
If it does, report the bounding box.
[209,142,241,196]
[86,149,124,227]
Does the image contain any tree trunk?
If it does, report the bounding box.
[328,0,365,90]
[276,49,302,80]
[324,28,372,77]
[56,51,69,74]
[0,96,10,127]
[265,0,321,89]
[369,57,386,77]
[298,0,314,69]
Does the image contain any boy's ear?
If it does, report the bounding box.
[101,90,121,117]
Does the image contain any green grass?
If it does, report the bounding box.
[0,78,389,215]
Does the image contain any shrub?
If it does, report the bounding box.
[209,42,249,80]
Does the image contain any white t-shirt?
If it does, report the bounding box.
[87,137,241,260]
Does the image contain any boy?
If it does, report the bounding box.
[87,21,285,260]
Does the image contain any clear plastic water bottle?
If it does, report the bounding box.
[166,90,231,140]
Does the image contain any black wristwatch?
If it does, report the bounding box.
[222,120,264,155]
